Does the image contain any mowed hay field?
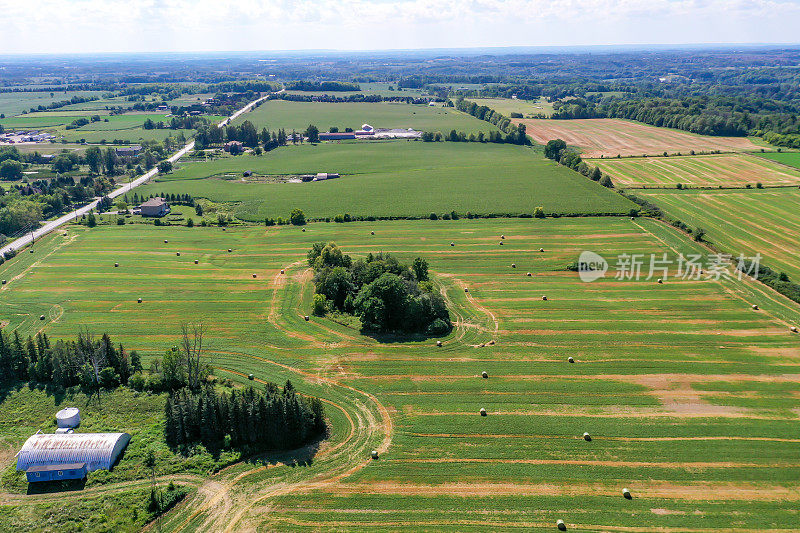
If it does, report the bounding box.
[138,141,635,220]
[517,118,765,158]
[638,188,800,282]
[468,97,554,117]
[590,153,800,188]
[234,100,500,134]
[0,90,104,117]
[3,217,800,531]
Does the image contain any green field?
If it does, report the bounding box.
[637,188,800,282]
[285,82,424,98]
[754,150,800,170]
[137,141,635,220]
[0,91,105,117]
[468,97,554,117]
[2,216,799,531]
[234,100,498,134]
[590,153,800,188]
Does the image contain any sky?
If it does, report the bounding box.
[2,0,800,54]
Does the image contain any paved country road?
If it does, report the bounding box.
[0,93,271,257]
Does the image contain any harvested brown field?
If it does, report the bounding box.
[517,118,764,157]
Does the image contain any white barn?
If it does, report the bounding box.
[16,432,131,474]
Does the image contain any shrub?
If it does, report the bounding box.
[312,294,329,316]
[116,217,125,225]
[533,206,545,218]
[290,208,306,226]
[429,212,438,220]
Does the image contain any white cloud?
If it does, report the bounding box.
[1,0,800,53]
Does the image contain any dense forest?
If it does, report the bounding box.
[308,242,452,335]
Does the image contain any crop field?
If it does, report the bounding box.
[637,188,800,282]
[234,100,498,134]
[1,217,799,531]
[285,82,424,98]
[0,91,105,117]
[516,118,765,157]
[469,97,554,117]
[137,141,635,220]
[589,153,800,188]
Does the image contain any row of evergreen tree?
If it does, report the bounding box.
[0,329,140,390]
[164,382,325,451]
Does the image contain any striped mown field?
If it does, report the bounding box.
[2,217,800,532]
[590,153,800,188]
[638,188,800,282]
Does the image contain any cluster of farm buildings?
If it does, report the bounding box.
[319,123,422,141]
[1,130,55,145]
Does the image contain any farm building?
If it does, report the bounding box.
[314,173,340,181]
[224,140,244,152]
[16,432,131,482]
[115,145,142,157]
[319,132,356,141]
[139,197,170,217]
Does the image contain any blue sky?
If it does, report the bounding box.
[2,0,799,53]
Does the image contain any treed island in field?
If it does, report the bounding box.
[4,48,800,532]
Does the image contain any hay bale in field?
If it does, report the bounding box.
[228,248,232,253]
[464,288,469,293]
[137,297,142,303]
[252,273,257,278]
[511,263,516,268]
[479,408,487,416]
[450,242,455,246]
[280,269,285,274]
[304,315,310,321]
[371,450,379,460]
[248,374,254,380]
[752,304,759,310]
[1,280,6,285]
[568,356,574,363]
[622,488,632,499]
[631,217,635,221]
[539,248,544,252]
[39,315,45,321]
[657,278,663,284]
[481,371,488,379]
[526,272,532,277]
[301,228,305,232]
[164,240,168,244]
[499,241,504,246]
[791,326,798,333]
[479,343,485,348]
[176,252,181,256]
[114,263,119,268]
[501,235,505,239]
[583,432,591,441]
[29,249,34,254]
[371,231,375,235]
[63,232,67,236]
[541,295,548,301]
[436,340,442,347]
[557,519,566,531]
[194,260,199,264]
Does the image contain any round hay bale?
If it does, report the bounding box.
[29,249,34,254]
[176,252,181,256]
[583,432,591,441]
[791,326,798,333]
[499,241,504,246]
[1,280,6,285]
[114,263,119,268]
[539,248,544,252]
[752,304,759,310]
[304,315,310,321]
[526,272,532,277]
[557,519,566,531]
[631,216,635,221]
[436,340,442,347]
[301,228,305,232]
[501,235,505,239]
[657,278,663,284]
[248,374,254,380]
[280,269,285,274]
[63,232,68,236]
[194,259,199,264]
[450,242,455,246]
[164,240,168,244]
[228,249,232,253]
[137,297,142,303]
[568,356,574,363]
[464,288,469,293]
[541,295,548,301]
[371,231,375,235]
[39,315,45,321]
[622,488,632,499]
[252,273,257,278]
[479,408,487,416]
[481,371,488,379]
[371,450,379,460]
[511,263,516,268]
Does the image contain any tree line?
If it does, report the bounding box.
[164,381,326,452]
[544,139,614,189]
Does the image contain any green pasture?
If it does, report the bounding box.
[754,150,800,170]
[138,141,634,220]
[285,82,424,98]
[233,99,497,134]
[0,91,105,117]
[637,187,800,281]
[468,97,554,117]
[2,216,800,530]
